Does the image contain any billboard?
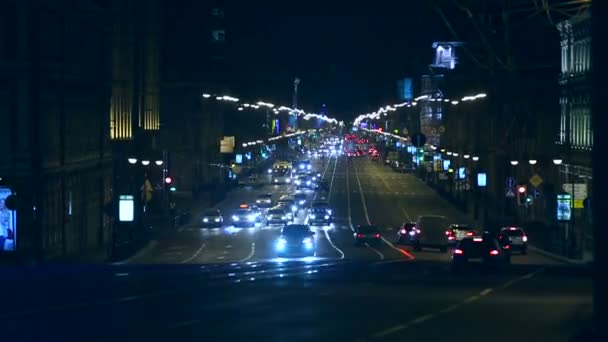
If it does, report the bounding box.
[220,136,235,153]
[431,42,462,70]
[118,195,135,222]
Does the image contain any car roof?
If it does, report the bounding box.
[204,209,220,215]
[257,193,272,197]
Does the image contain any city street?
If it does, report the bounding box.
[1,154,592,341]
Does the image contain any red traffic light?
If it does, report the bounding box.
[164,176,173,184]
[517,185,527,194]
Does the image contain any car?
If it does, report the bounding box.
[411,215,450,252]
[294,160,312,172]
[293,193,308,208]
[266,207,289,225]
[294,176,313,187]
[498,226,528,254]
[310,201,333,222]
[231,208,261,227]
[277,198,298,215]
[272,169,292,184]
[201,209,223,228]
[275,224,316,256]
[353,225,382,245]
[446,224,478,245]
[396,222,417,244]
[451,236,511,271]
[308,207,331,226]
[255,193,273,208]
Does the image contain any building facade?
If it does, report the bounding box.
[0,0,113,259]
[556,10,593,260]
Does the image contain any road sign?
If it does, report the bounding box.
[506,187,516,198]
[562,183,587,208]
[410,133,426,148]
[529,174,543,188]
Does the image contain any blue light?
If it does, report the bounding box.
[477,173,487,187]
[235,154,243,164]
[443,160,451,171]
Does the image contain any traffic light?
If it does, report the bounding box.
[164,176,173,184]
[517,185,527,205]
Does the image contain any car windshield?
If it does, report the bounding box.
[282,225,311,236]
[234,209,251,216]
[357,226,379,233]
[503,229,525,237]
[257,194,271,199]
[269,209,284,215]
[204,210,220,216]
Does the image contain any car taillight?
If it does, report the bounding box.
[357,233,364,238]
[466,232,474,236]
[374,233,380,238]
[445,230,451,236]
[522,235,528,242]
[400,229,407,234]
[448,236,455,240]
[454,249,464,255]
[490,250,500,256]
[504,245,511,249]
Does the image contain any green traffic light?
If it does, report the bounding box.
[170,187,177,192]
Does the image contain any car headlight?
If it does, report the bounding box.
[232,216,239,221]
[324,215,330,219]
[203,218,209,223]
[248,215,255,222]
[268,169,272,174]
[307,165,311,170]
[274,179,278,183]
[312,176,317,181]
[317,173,321,178]
[326,209,332,215]
[281,216,286,220]
[409,230,416,236]
[215,218,221,222]
[276,238,287,250]
[291,205,297,212]
[303,237,313,249]
[286,178,291,183]
[256,200,262,203]
[306,181,311,185]
[299,200,305,205]
[310,214,316,219]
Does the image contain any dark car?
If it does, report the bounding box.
[446,224,478,245]
[311,201,333,222]
[255,193,273,208]
[201,209,223,228]
[354,225,381,245]
[397,222,417,244]
[308,207,331,226]
[451,236,511,271]
[275,224,316,257]
[498,226,528,254]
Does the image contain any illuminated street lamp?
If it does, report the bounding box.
[155,160,163,166]
[216,96,223,100]
[141,160,150,166]
[528,159,538,165]
[463,154,470,159]
[202,93,211,98]
[472,156,479,161]
[552,159,563,165]
[452,152,459,157]
[128,158,138,164]
[510,160,519,166]
[446,151,453,156]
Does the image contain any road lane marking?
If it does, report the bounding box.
[380,237,415,260]
[239,242,256,262]
[180,242,206,264]
[323,227,345,259]
[368,268,547,339]
[401,207,412,222]
[365,243,385,260]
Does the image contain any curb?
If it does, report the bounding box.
[528,245,589,265]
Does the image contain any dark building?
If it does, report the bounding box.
[555,10,593,260]
[0,0,113,259]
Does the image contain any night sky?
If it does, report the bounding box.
[164,1,560,121]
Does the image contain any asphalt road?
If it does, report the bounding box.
[0,154,594,341]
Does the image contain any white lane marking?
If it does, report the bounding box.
[216,256,226,260]
[239,242,256,262]
[365,243,385,260]
[323,227,345,259]
[368,268,547,339]
[401,207,412,222]
[179,242,206,264]
[112,240,159,265]
[346,158,355,232]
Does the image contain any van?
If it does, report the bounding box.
[413,215,450,252]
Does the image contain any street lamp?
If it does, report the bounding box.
[510,160,519,166]
[528,159,538,165]
[128,158,138,164]
[553,159,563,165]
[447,151,453,156]
[202,93,211,98]
[464,154,470,159]
[472,156,479,161]
[453,152,459,157]
[155,160,163,166]
[141,160,150,166]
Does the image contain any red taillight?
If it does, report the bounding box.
[445,230,451,236]
[357,233,364,238]
[466,232,474,236]
[490,250,500,256]
[454,249,464,255]
[400,229,407,234]
[448,236,455,240]
[504,245,511,249]
[374,233,380,238]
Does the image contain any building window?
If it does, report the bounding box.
[211,30,226,43]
